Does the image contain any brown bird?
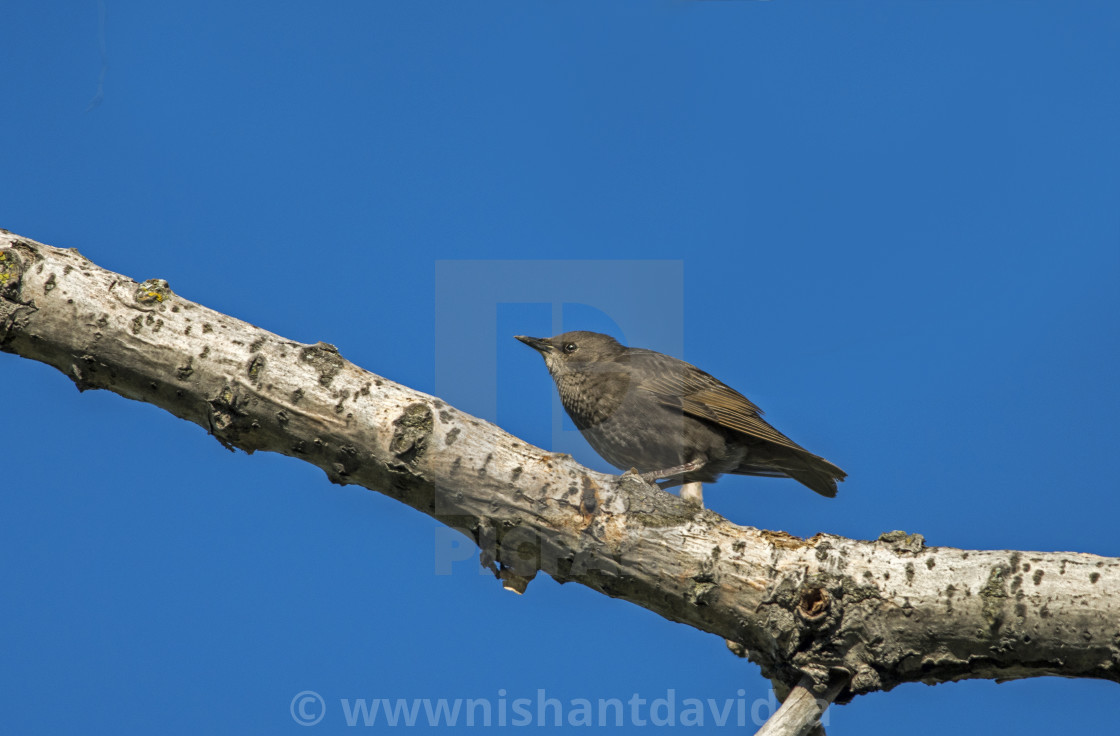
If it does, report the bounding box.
[516,331,845,505]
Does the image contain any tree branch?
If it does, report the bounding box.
[1,229,1117,701]
[755,673,847,736]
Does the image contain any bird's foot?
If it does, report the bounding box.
[638,458,706,484]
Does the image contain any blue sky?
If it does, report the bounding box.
[2,1,1118,733]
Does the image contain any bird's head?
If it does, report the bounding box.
[515,331,626,375]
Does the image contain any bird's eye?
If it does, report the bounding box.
[563,342,578,354]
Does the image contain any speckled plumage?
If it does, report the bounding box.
[516,331,845,498]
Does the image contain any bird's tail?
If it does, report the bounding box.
[734,448,846,498]
[783,455,846,498]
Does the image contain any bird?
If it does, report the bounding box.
[515,331,845,506]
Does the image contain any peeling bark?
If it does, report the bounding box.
[1,229,1117,702]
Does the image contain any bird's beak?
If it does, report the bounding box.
[515,335,553,353]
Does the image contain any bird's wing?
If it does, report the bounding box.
[631,351,808,452]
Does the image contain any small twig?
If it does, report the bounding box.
[754,673,848,736]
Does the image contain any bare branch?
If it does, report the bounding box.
[754,673,847,736]
[1,229,1117,701]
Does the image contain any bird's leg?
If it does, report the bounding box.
[634,459,706,506]
[679,481,704,508]
[638,458,705,484]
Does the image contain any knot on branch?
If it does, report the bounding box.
[134,278,172,306]
[300,341,344,387]
[476,518,542,595]
[0,245,38,350]
[390,403,433,466]
[878,529,926,554]
[797,586,831,622]
[0,247,26,300]
[207,384,259,451]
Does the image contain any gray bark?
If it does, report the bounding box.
[1,229,1117,705]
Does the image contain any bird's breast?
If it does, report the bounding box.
[552,368,629,429]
